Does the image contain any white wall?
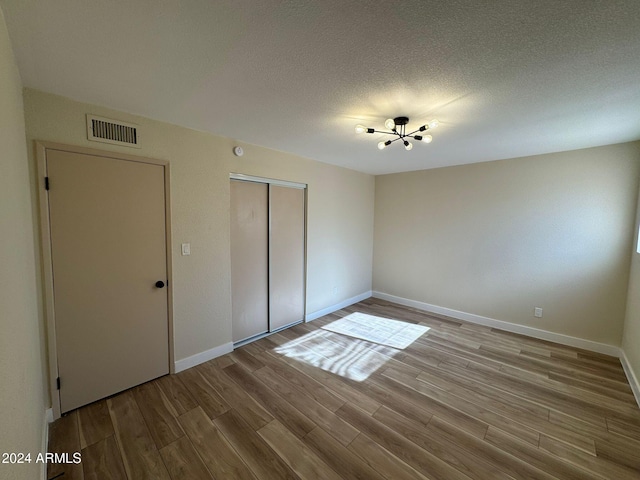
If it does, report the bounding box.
[23,89,374,370]
[0,7,46,480]
[622,181,640,397]
[374,143,640,347]
[17,63,640,425]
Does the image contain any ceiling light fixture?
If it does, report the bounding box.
[355,116,439,151]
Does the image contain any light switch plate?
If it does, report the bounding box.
[181,243,191,256]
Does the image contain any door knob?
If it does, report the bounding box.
[155,281,165,289]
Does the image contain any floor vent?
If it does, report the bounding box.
[87,115,140,148]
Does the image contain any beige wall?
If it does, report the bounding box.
[23,89,374,366]
[0,8,46,480]
[622,183,640,389]
[374,143,640,346]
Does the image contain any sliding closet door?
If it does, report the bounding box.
[230,180,269,342]
[269,185,305,330]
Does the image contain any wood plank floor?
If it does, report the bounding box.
[48,298,640,480]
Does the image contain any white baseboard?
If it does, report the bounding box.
[372,291,620,357]
[174,342,234,373]
[620,349,640,408]
[305,291,372,322]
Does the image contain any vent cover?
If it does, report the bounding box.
[86,115,140,148]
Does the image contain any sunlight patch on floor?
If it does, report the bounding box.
[274,314,429,381]
[321,312,430,349]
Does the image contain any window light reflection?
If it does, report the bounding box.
[274,313,429,381]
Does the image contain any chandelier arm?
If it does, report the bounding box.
[371,130,399,136]
[405,128,423,137]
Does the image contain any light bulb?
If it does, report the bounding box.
[428,119,439,129]
[384,118,396,130]
[404,141,413,151]
[377,141,387,150]
[422,135,433,143]
[355,124,367,134]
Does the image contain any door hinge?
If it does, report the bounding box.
[56,377,60,390]
[45,177,50,190]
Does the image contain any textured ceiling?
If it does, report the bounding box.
[2,0,640,174]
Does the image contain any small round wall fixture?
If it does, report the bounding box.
[233,146,244,157]
[355,116,439,151]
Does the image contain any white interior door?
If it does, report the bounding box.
[47,149,169,413]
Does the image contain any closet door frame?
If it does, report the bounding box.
[231,173,307,190]
[230,173,307,346]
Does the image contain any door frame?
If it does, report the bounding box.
[229,173,308,346]
[36,141,174,420]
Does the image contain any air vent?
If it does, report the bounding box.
[86,115,140,148]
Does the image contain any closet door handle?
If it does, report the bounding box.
[155,280,165,289]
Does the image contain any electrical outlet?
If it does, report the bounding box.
[332,286,338,296]
[534,307,543,318]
